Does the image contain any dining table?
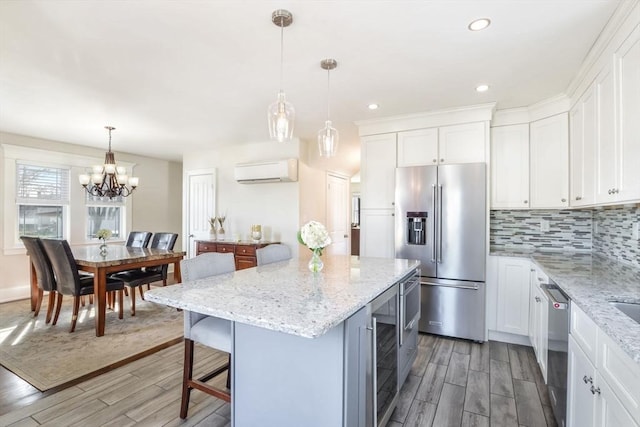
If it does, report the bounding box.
[29,244,185,337]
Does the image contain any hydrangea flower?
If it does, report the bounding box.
[297,221,331,255]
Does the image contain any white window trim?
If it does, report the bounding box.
[2,144,135,255]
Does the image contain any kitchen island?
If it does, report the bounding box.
[146,255,420,427]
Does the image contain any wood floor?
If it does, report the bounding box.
[0,334,558,427]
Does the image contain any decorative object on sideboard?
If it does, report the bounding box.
[267,9,295,142]
[251,224,262,242]
[96,228,112,255]
[298,221,332,273]
[318,58,339,157]
[208,216,218,238]
[217,214,226,240]
[78,126,139,199]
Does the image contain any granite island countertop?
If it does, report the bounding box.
[490,247,640,364]
[146,255,420,339]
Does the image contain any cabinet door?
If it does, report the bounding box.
[496,257,531,336]
[595,378,639,427]
[361,134,397,209]
[360,209,394,258]
[438,122,486,164]
[570,88,597,207]
[536,285,548,383]
[530,113,569,208]
[397,128,438,167]
[491,124,530,209]
[616,27,640,203]
[595,64,618,203]
[568,336,597,427]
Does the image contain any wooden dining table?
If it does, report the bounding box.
[29,244,185,337]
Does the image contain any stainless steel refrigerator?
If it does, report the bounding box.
[395,163,486,341]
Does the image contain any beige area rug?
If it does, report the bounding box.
[0,294,183,392]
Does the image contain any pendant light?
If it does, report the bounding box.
[318,59,338,157]
[268,9,295,142]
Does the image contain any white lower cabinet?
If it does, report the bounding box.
[495,257,531,336]
[567,304,640,427]
[360,209,394,258]
[528,278,548,382]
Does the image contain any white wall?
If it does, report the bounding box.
[182,139,328,259]
[0,131,182,302]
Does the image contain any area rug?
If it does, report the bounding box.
[0,295,183,391]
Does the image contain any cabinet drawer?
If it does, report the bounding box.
[196,242,216,253]
[570,302,598,362]
[236,246,257,256]
[216,244,236,254]
[597,330,640,425]
[236,256,257,271]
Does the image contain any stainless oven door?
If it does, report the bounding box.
[400,273,420,345]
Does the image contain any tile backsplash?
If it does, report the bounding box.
[491,205,640,267]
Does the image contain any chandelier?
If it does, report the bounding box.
[267,9,295,142]
[318,59,338,157]
[78,126,139,198]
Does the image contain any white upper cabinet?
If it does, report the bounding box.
[490,124,530,209]
[616,26,640,203]
[438,122,486,164]
[570,86,597,207]
[360,133,397,209]
[530,113,570,208]
[397,128,438,167]
[595,64,618,204]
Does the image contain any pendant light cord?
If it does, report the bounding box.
[326,68,331,121]
[279,22,284,92]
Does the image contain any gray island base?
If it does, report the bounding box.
[146,255,420,427]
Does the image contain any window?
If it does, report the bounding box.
[16,163,69,239]
[85,195,124,239]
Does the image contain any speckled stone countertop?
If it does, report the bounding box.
[491,246,640,364]
[146,255,420,339]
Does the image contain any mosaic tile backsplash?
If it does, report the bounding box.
[491,205,640,267]
[490,210,592,251]
[593,205,640,268]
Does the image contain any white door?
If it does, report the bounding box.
[326,173,349,255]
[184,169,216,258]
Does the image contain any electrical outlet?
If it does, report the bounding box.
[540,219,550,232]
[633,222,640,240]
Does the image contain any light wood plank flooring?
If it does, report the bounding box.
[0,334,558,426]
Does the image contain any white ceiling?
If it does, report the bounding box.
[0,0,621,172]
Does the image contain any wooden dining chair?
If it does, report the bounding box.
[255,243,292,265]
[21,236,57,323]
[180,252,236,419]
[111,232,178,316]
[41,239,126,332]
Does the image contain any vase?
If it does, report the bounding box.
[308,249,324,273]
[99,241,108,255]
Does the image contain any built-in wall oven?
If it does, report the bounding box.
[366,285,399,427]
[543,283,570,427]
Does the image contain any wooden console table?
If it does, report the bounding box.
[195,240,278,270]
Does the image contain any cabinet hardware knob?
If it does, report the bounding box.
[614,188,619,194]
[432,159,437,163]
[440,158,444,162]
[583,375,593,384]
[524,200,528,204]
[576,196,582,201]
[590,385,601,395]
[608,189,613,195]
[531,269,536,272]
[535,296,541,303]
[561,198,567,202]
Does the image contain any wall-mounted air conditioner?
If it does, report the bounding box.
[234,158,298,184]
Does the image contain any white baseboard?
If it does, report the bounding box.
[488,330,532,347]
[0,286,30,304]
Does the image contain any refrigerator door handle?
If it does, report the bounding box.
[431,184,437,262]
[437,184,443,264]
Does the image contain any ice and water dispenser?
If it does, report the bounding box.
[405,211,428,245]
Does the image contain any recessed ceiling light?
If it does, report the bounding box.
[368,103,379,110]
[476,84,489,92]
[468,18,491,31]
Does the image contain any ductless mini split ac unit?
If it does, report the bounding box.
[233,158,298,184]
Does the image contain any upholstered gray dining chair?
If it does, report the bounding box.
[255,243,292,265]
[41,239,126,332]
[21,236,57,323]
[125,231,152,248]
[180,252,235,419]
[111,232,178,316]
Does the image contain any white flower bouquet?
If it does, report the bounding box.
[297,221,331,255]
[96,229,112,240]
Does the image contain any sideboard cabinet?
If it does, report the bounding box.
[195,240,276,270]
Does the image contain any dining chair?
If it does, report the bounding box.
[125,231,152,248]
[111,232,178,316]
[21,236,57,323]
[41,238,126,332]
[180,252,235,419]
[255,243,292,265]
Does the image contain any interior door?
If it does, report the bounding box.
[326,173,349,255]
[184,169,216,258]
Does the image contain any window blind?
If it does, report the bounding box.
[16,163,70,205]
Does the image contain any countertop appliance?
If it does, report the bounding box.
[542,283,569,427]
[395,163,486,341]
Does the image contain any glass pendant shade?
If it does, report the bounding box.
[318,120,338,157]
[268,90,295,142]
